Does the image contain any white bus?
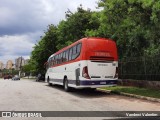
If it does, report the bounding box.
[45,37,118,91]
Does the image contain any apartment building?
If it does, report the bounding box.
[15,57,25,70]
[0,61,4,70]
[6,60,13,69]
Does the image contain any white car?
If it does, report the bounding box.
[12,75,20,80]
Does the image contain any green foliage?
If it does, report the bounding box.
[1,68,19,76]
[30,5,100,73]
[30,1,160,75]
[56,5,99,49]
[31,25,58,73]
[92,0,160,58]
[22,59,36,76]
[85,12,101,37]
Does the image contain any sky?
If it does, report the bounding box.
[0,0,99,64]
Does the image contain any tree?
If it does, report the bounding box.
[22,60,36,76]
[56,5,99,49]
[30,1,160,74]
[31,25,58,73]
[87,0,160,58]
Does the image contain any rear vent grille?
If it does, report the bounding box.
[90,56,114,62]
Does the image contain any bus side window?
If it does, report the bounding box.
[49,58,51,67]
[57,54,59,64]
[55,55,58,65]
[69,48,73,61]
[62,51,66,62]
[60,53,63,64]
[72,43,81,60]
[57,54,60,64]
[56,55,58,64]
[66,49,69,62]
[58,53,61,64]
[77,43,81,53]
[52,57,55,66]
[72,45,77,60]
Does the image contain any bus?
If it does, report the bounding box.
[45,37,118,91]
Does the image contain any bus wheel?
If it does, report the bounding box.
[47,77,52,86]
[64,78,70,92]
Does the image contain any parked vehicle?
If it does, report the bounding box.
[45,37,118,91]
[12,75,20,80]
[4,75,12,80]
[36,73,45,82]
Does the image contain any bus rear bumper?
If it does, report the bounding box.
[71,79,118,89]
[74,84,117,89]
[47,78,118,89]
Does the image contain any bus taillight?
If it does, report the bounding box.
[82,66,90,79]
[114,67,118,78]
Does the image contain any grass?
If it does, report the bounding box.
[101,86,160,99]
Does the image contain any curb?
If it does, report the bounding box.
[97,88,160,103]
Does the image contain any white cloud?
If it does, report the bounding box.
[0,0,99,64]
[0,0,98,35]
[0,34,34,63]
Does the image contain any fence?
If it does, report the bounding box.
[118,56,160,81]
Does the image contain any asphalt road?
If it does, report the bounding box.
[0,78,159,120]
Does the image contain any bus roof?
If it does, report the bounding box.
[49,37,115,57]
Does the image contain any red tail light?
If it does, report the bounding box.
[82,66,90,79]
[114,67,118,78]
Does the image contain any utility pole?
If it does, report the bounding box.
[19,56,22,77]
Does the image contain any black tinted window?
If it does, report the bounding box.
[62,51,66,62]
[72,46,77,55]
[51,57,54,66]
[66,50,69,61]
[72,43,81,60]
[55,55,58,65]
[59,53,63,64]
[69,48,73,61]
[58,54,61,64]
[77,44,81,53]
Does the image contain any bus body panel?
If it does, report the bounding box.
[81,38,118,61]
[45,60,117,88]
[87,61,118,80]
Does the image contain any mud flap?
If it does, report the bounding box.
[75,68,80,86]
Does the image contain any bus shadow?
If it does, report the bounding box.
[45,84,113,99]
[46,84,64,91]
[71,89,112,98]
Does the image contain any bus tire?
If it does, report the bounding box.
[47,77,52,86]
[64,78,70,92]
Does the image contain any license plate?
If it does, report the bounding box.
[100,82,106,85]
